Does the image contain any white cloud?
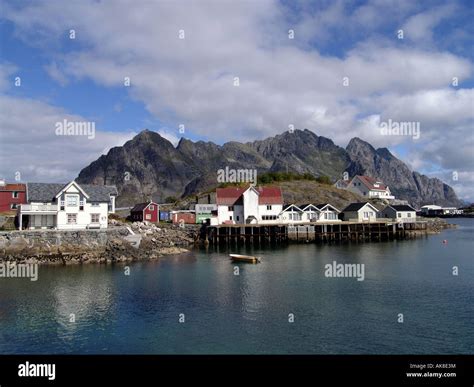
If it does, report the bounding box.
[1,0,473,199]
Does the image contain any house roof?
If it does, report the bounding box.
[355,175,388,191]
[27,182,117,202]
[389,205,415,212]
[282,204,303,212]
[313,203,335,211]
[216,186,283,205]
[342,202,378,212]
[0,183,26,192]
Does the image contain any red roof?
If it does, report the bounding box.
[216,186,283,205]
[0,183,26,191]
[357,176,388,191]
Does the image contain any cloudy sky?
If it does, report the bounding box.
[0,0,473,201]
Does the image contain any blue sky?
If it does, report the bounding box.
[0,0,473,201]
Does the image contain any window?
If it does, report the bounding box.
[149,205,154,211]
[10,203,17,209]
[398,213,402,218]
[91,203,100,207]
[67,214,77,224]
[12,191,19,198]
[229,216,233,221]
[60,200,65,211]
[407,213,411,217]
[228,206,234,211]
[236,216,240,221]
[66,195,78,207]
[266,205,272,210]
[79,200,84,211]
[91,213,100,223]
[145,213,151,220]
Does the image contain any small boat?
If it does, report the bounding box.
[229,254,261,264]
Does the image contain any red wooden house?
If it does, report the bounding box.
[130,201,159,222]
[0,180,26,212]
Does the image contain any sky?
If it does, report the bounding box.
[0,0,473,201]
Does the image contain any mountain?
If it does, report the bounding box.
[77,129,461,208]
[345,137,461,207]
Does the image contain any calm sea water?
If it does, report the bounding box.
[0,219,472,354]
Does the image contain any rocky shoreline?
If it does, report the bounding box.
[0,222,200,265]
[0,218,455,265]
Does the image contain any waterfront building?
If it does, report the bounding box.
[278,204,304,223]
[341,202,379,222]
[216,186,283,224]
[380,204,416,222]
[18,181,117,230]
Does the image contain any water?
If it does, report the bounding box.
[0,219,473,354]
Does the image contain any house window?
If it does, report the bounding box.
[228,206,234,211]
[91,203,100,207]
[145,213,151,220]
[398,213,402,218]
[91,213,100,223]
[407,213,411,217]
[67,214,77,224]
[149,205,154,211]
[60,200,65,211]
[229,216,233,221]
[267,205,272,210]
[10,203,17,209]
[12,191,19,198]
[79,200,84,211]
[66,195,78,207]
[236,216,240,221]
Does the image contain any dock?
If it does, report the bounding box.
[203,221,427,246]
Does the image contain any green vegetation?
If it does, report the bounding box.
[164,196,178,203]
[257,172,332,185]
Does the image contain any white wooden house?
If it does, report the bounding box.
[18,181,117,230]
[278,204,304,223]
[314,203,341,221]
[341,202,379,222]
[380,205,416,222]
[216,186,283,224]
[344,175,394,200]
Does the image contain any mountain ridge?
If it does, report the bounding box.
[76,129,461,208]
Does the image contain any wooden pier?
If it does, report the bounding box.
[203,221,427,246]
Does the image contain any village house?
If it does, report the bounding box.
[17,181,117,230]
[278,204,304,223]
[0,179,26,212]
[314,203,341,221]
[380,204,416,223]
[341,175,395,200]
[216,186,283,224]
[130,201,159,222]
[341,202,379,222]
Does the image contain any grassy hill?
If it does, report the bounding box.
[275,180,365,210]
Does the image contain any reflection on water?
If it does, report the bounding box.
[0,219,473,354]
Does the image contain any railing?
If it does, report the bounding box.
[20,204,58,212]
